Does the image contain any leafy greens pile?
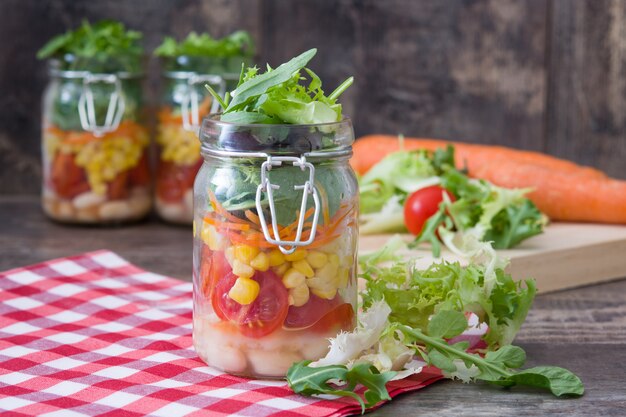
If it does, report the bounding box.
[154,30,254,58]
[37,20,143,73]
[359,145,546,256]
[205,48,353,124]
[287,238,584,412]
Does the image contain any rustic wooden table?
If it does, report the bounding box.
[2,195,625,416]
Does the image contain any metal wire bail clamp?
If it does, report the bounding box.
[255,155,321,255]
[181,74,226,133]
[77,73,125,137]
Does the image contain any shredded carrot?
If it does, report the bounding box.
[207,189,250,224]
[204,216,251,231]
[244,210,261,225]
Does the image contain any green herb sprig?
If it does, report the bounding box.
[37,20,143,72]
[154,30,253,58]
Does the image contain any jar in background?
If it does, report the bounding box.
[41,56,151,224]
[155,56,246,224]
[192,116,358,378]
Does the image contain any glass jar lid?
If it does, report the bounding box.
[48,54,144,79]
[199,114,354,158]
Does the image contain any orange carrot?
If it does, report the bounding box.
[471,160,626,223]
[351,135,625,223]
[351,135,607,179]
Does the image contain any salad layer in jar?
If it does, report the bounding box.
[193,49,357,378]
[38,21,150,224]
[154,32,253,224]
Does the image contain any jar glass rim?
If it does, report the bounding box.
[202,113,352,129]
[199,113,354,156]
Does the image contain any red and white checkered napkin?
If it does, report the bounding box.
[0,250,444,417]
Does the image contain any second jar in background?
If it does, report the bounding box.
[155,55,248,224]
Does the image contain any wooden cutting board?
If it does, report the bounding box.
[358,223,626,293]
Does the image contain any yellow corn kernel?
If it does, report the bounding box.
[306,273,338,290]
[282,268,306,288]
[289,284,310,307]
[250,252,270,272]
[232,259,255,279]
[337,268,350,289]
[225,246,236,266]
[201,224,227,251]
[234,244,260,265]
[311,286,337,300]
[284,249,308,262]
[306,251,328,269]
[328,254,340,268]
[292,259,314,278]
[316,263,339,282]
[268,249,286,267]
[272,262,290,277]
[228,277,260,305]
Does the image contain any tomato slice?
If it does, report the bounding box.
[156,160,202,202]
[128,153,151,186]
[311,302,355,334]
[212,270,289,338]
[284,294,345,330]
[107,170,130,200]
[199,246,231,304]
[51,152,90,199]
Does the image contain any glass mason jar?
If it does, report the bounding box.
[41,56,151,224]
[192,116,358,378]
[155,56,246,224]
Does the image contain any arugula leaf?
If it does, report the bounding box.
[401,325,584,396]
[484,345,526,369]
[154,30,253,58]
[287,361,396,413]
[507,366,585,396]
[225,49,317,112]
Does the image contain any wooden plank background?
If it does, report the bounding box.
[0,0,624,195]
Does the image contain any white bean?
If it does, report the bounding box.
[75,206,100,222]
[129,193,151,216]
[55,200,75,220]
[246,349,303,377]
[98,200,133,220]
[300,338,330,361]
[199,341,248,374]
[72,191,106,210]
[156,198,187,222]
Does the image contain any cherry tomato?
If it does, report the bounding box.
[107,171,130,200]
[404,185,455,236]
[199,245,231,302]
[156,160,201,202]
[50,152,90,199]
[212,270,289,338]
[310,302,355,334]
[283,294,352,331]
[128,153,151,186]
